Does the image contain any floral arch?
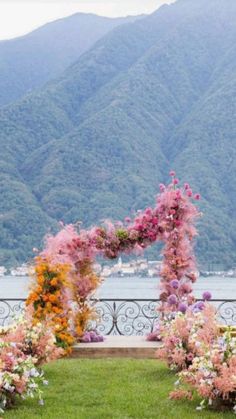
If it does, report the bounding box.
[26,173,201,351]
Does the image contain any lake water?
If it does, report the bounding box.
[1,275,236,300]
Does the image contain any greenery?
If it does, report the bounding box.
[1,0,236,267]
[3,358,236,419]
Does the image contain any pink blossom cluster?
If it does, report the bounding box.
[2,310,65,366]
[157,173,200,312]
[173,331,236,412]
[0,333,44,412]
[0,309,64,412]
[156,303,219,371]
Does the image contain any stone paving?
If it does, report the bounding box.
[72,336,162,359]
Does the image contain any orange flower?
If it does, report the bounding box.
[48,295,57,303]
[50,278,58,287]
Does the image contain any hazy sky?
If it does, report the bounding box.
[0,0,175,41]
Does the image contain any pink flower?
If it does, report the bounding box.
[152,217,158,225]
[186,189,193,197]
[194,193,200,200]
[173,178,179,185]
[169,170,176,177]
[159,183,166,192]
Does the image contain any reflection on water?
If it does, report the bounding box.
[1,275,236,300]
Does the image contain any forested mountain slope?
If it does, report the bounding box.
[1,0,236,267]
[0,13,138,106]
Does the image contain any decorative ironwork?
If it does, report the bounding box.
[214,300,236,326]
[89,299,161,336]
[89,299,236,335]
[2,298,236,334]
[0,299,25,327]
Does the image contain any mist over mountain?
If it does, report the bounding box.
[0,0,236,268]
[0,13,139,106]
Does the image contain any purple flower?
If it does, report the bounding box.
[193,301,205,312]
[178,303,187,313]
[89,331,97,341]
[170,280,179,290]
[81,332,91,343]
[202,291,212,301]
[168,294,178,305]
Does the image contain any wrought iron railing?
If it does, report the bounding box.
[1,298,236,335]
[0,299,25,327]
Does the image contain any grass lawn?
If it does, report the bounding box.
[4,359,236,419]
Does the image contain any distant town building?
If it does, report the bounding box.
[10,264,29,276]
[0,266,7,276]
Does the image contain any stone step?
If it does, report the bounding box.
[71,336,161,359]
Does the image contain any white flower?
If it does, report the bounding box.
[39,399,44,406]
[29,383,38,389]
[30,368,40,378]
[3,383,15,393]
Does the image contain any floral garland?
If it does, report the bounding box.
[27,173,200,348]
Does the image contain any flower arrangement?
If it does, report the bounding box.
[0,312,65,366]
[158,172,200,312]
[156,302,219,371]
[27,173,200,347]
[0,338,46,413]
[71,258,102,339]
[171,331,236,412]
[26,257,74,352]
[0,173,202,413]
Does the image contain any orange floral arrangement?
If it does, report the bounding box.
[72,258,101,338]
[26,257,74,352]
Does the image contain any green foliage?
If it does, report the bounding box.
[1,0,236,267]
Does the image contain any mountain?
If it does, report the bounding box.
[0,0,236,268]
[0,13,139,106]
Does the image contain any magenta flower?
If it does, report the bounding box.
[202,291,212,301]
[168,294,178,305]
[186,189,193,197]
[193,301,205,311]
[170,279,179,289]
[81,332,91,343]
[152,217,158,225]
[194,193,201,200]
[178,303,187,313]
[169,170,176,177]
[173,178,179,185]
